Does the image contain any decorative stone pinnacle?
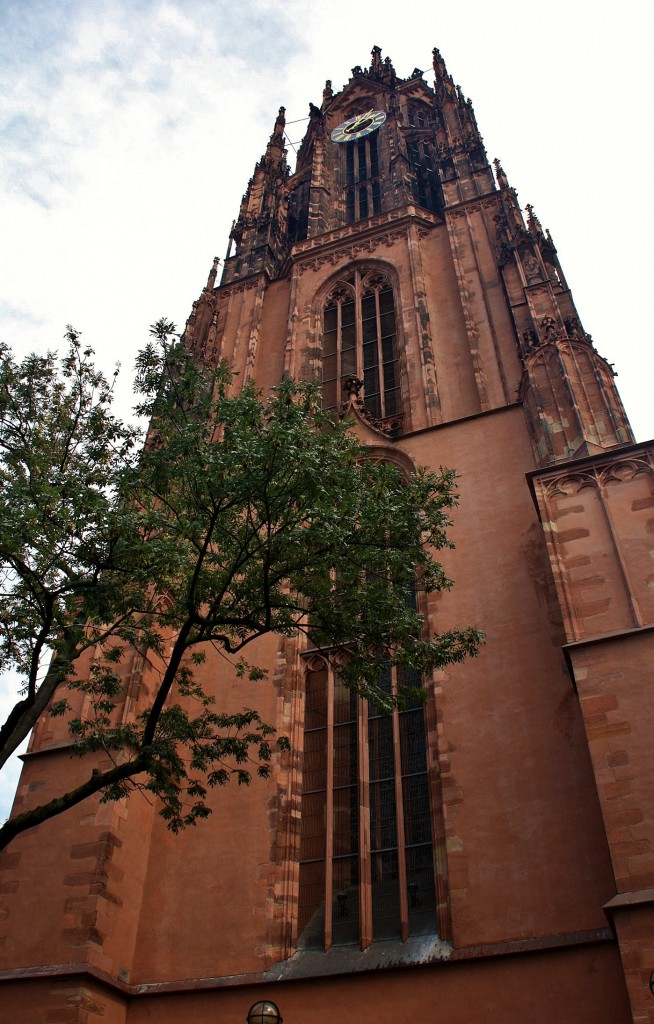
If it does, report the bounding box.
[526,203,544,236]
[493,158,509,189]
[273,106,286,138]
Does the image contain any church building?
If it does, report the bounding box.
[1,45,653,1024]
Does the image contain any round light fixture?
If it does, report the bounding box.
[247,1000,283,1024]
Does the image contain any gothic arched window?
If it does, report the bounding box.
[322,270,400,426]
[297,653,437,950]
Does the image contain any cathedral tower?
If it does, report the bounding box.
[2,46,653,1024]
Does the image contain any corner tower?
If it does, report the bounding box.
[2,45,652,1024]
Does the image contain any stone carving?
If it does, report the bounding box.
[493,158,509,189]
[339,385,402,438]
[522,328,538,353]
[564,316,581,339]
[543,449,654,499]
[540,316,561,342]
[501,188,523,235]
[297,230,405,274]
[496,242,514,267]
[545,470,597,498]
[521,247,541,279]
[294,210,408,255]
[525,204,544,238]
[343,375,364,399]
[215,278,261,298]
[493,211,514,266]
[599,457,654,487]
[361,272,389,294]
[326,283,354,304]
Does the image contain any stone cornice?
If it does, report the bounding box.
[288,206,439,269]
[0,927,616,998]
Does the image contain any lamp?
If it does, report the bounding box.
[247,1000,283,1024]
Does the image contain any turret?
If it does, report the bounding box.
[221,107,291,285]
[430,47,494,202]
[493,172,633,462]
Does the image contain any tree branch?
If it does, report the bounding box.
[0,751,150,852]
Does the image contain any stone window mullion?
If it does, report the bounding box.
[321,270,401,430]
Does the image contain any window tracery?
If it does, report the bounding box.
[297,651,437,950]
[321,269,400,427]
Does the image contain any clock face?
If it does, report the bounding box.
[331,109,386,143]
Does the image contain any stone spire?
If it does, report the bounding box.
[221,107,291,285]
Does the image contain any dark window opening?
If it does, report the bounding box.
[345,134,382,223]
[298,655,436,951]
[288,180,311,243]
[406,106,442,214]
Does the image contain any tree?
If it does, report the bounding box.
[0,322,482,851]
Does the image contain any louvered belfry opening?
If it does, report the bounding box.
[345,134,382,224]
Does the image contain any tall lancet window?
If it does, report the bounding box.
[322,270,400,426]
[297,654,437,950]
[345,135,382,223]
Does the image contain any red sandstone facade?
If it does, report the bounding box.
[1,46,652,1023]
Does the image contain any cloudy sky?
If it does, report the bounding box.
[0,0,651,817]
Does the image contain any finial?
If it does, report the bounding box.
[371,45,383,71]
[323,79,333,104]
[273,106,286,136]
[265,107,287,164]
[206,255,220,289]
[432,47,453,96]
[432,47,447,77]
[526,203,544,237]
